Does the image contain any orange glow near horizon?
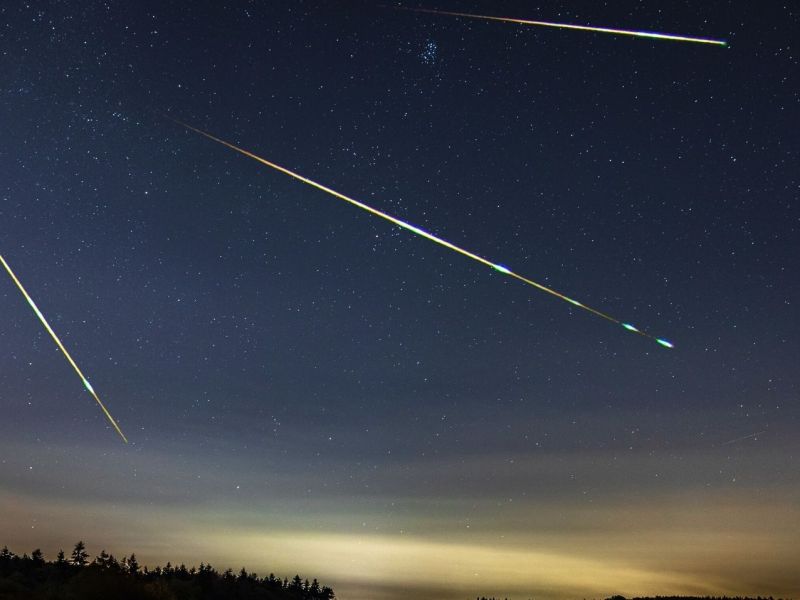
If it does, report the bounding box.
[2,481,798,600]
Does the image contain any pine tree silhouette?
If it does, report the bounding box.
[70,541,89,567]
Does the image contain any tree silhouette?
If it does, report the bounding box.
[128,553,140,576]
[0,540,341,599]
[71,540,89,567]
[31,548,45,566]
[95,549,111,568]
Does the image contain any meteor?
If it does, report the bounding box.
[1,254,128,443]
[720,431,767,446]
[394,6,728,47]
[171,119,674,349]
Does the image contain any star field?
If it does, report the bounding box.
[1,2,799,600]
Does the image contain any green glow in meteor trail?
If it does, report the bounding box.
[171,119,674,349]
[395,6,728,47]
[1,254,128,443]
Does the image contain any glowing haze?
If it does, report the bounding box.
[2,435,798,599]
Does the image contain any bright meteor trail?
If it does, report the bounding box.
[172,119,674,349]
[395,7,728,47]
[1,254,128,443]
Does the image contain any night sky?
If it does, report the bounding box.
[1,2,798,599]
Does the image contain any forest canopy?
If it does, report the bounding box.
[0,542,334,600]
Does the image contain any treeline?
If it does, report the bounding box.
[0,542,334,600]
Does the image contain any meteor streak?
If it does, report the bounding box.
[395,7,728,47]
[171,119,674,348]
[1,254,128,443]
[720,431,767,446]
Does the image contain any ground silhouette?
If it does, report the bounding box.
[0,542,334,600]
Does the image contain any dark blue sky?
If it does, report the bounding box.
[1,2,798,599]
